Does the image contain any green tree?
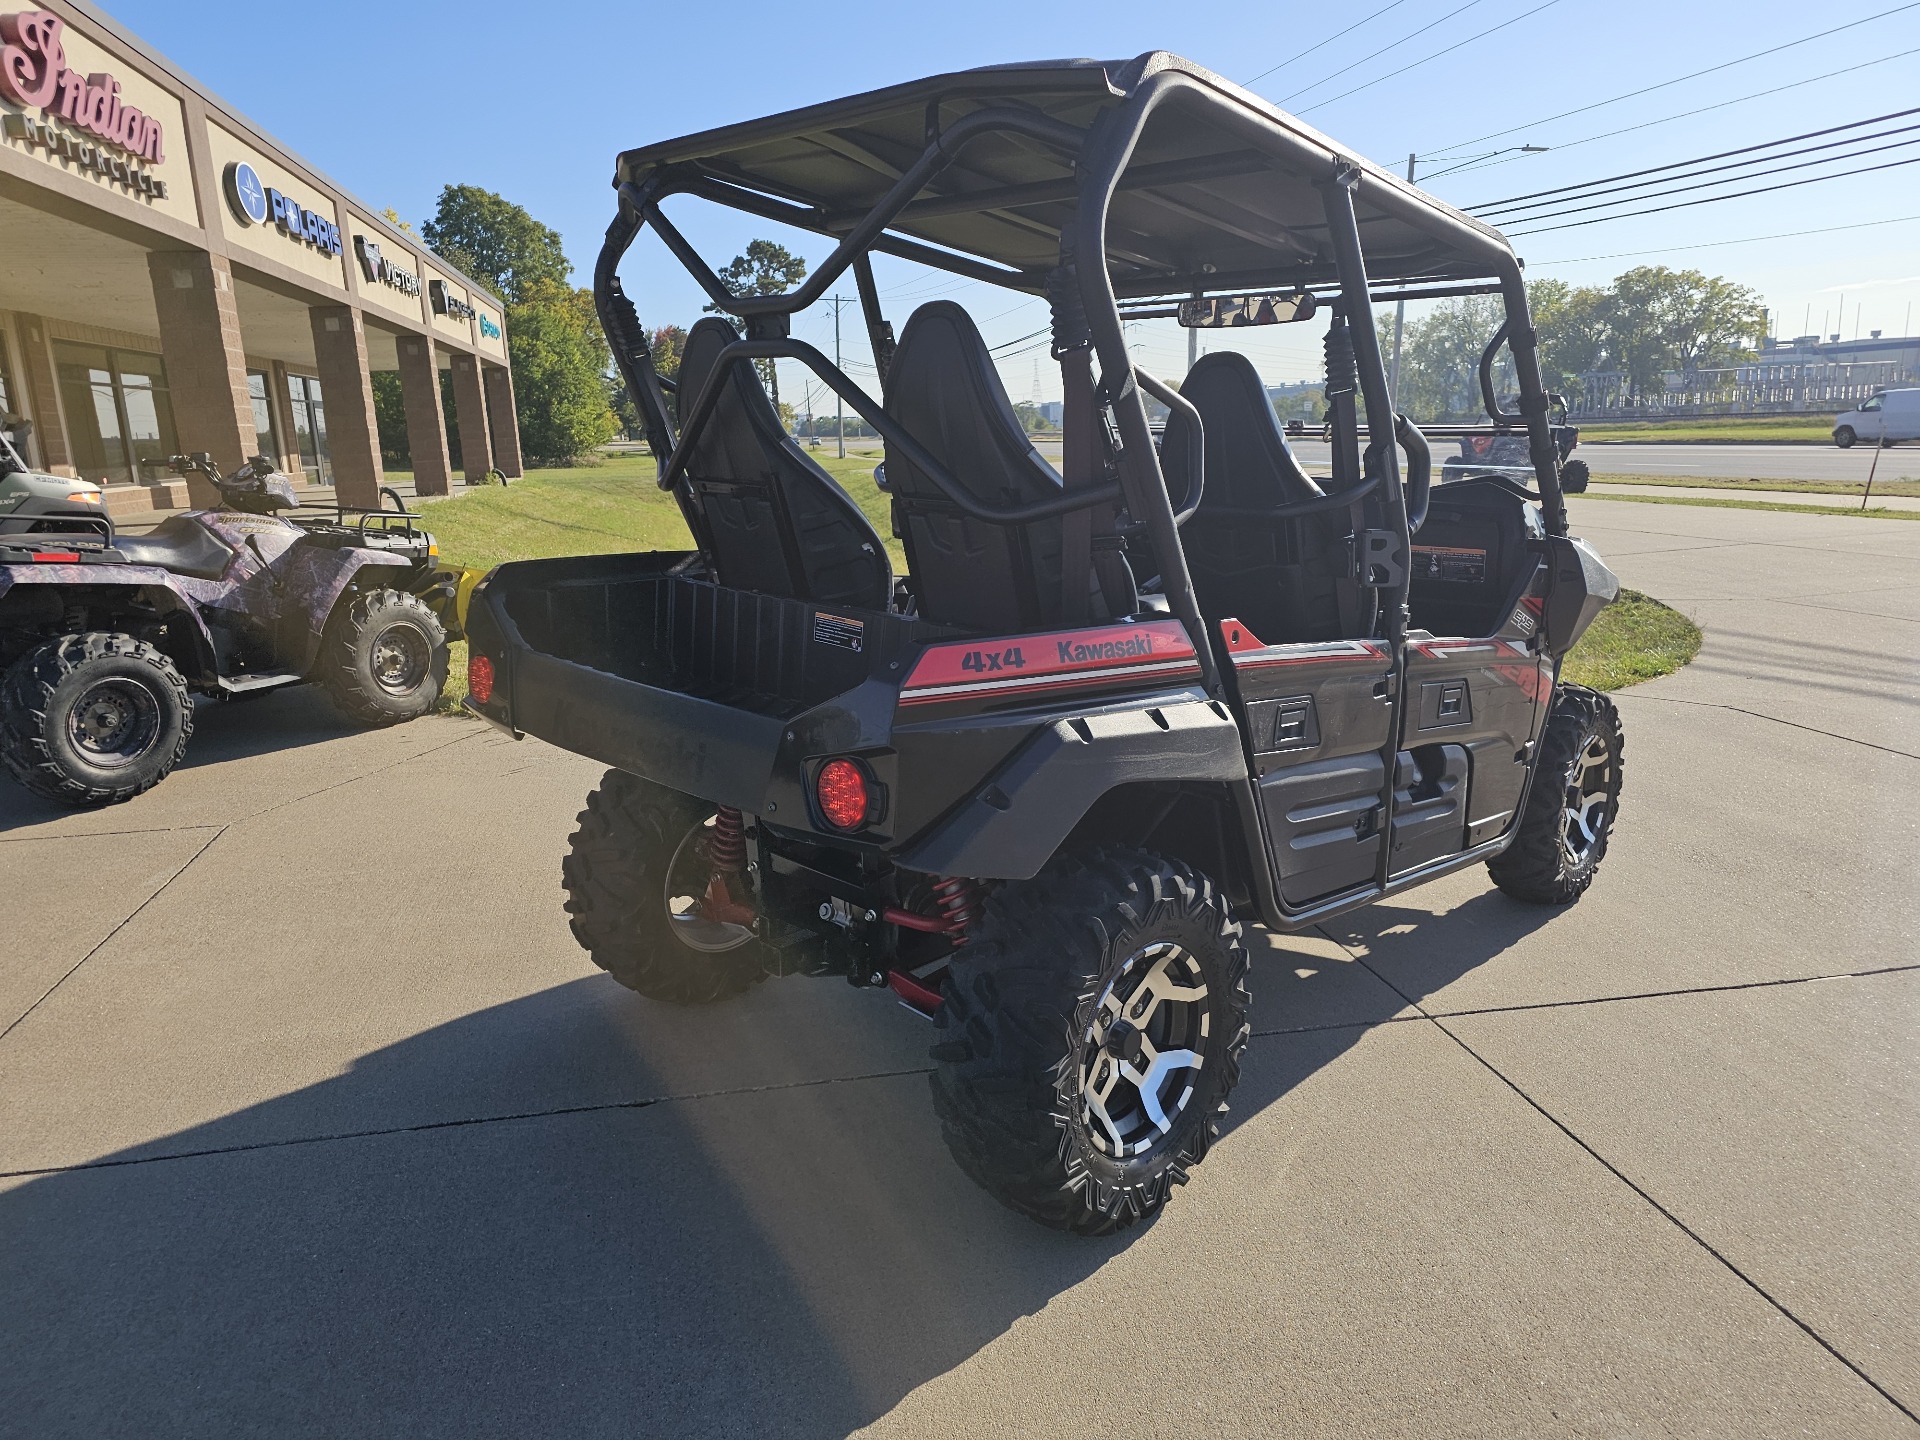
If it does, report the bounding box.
[1598,266,1764,396]
[704,239,808,412]
[371,371,409,465]
[1528,278,1609,391]
[421,184,570,304]
[510,281,618,463]
[1390,295,1508,421]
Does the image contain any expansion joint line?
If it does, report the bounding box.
[1310,924,1920,1426]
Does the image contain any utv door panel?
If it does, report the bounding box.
[1223,633,1393,906]
[1389,743,1470,875]
[1402,638,1549,856]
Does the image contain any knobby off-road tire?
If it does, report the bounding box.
[562,769,769,1003]
[320,587,448,726]
[931,848,1251,1235]
[1488,684,1625,905]
[1559,458,1591,493]
[0,632,192,806]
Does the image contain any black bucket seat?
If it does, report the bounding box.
[883,301,1129,633]
[674,317,890,611]
[116,515,234,580]
[1163,351,1360,643]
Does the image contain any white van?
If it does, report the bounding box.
[1833,388,1920,447]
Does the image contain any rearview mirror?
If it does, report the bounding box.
[1179,291,1317,329]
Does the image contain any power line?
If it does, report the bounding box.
[1241,0,1418,87]
[1277,0,1492,104]
[1426,0,1920,155]
[1472,108,1920,210]
[1295,0,1568,115]
[1525,212,1920,268]
[1507,153,1920,234]
[1427,47,1920,181]
[1486,132,1920,225]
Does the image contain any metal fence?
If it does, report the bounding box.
[1571,361,1914,418]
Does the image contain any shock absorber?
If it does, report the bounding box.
[931,876,983,946]
[708,806,746,873]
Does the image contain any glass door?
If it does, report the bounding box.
[287,373,330,484]
[246,370,280,466]
[52,343,179,486]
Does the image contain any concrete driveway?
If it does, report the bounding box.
[2,501,1915,1438]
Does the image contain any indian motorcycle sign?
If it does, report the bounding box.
[0,11,169,199]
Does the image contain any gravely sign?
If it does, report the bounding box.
[0,10,165,164]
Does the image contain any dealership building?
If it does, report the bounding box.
[0,1,521,512]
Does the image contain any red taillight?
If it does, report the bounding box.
[467,653,495,705]
[32,552,80,562]
[815,758,870,830]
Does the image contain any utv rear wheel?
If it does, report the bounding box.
[931,849,1250,1235]
[562,769,768,1003]
[319,587,448,726]
[1487,684,1624,905]
[0,632,192,806]
[1560,458,1591,493]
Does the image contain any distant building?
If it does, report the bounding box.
[1037,401,1064,426]
[1572,334,1918,418]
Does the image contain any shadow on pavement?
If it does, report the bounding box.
[1,893,1556,1438]
[0,687,381,834]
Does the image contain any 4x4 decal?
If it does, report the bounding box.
[901,619,1202,705]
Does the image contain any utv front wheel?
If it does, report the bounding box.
[1560,458,1591,493]
[0,632,192,806]
[931,849,1250,1235]
[562,769,769,1003]
[320,587,448,726]
[1488,684,1625,905]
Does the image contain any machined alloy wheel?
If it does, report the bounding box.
[1487,683,1625,905]
[1081,941,1211,1159]
[932,848,1250,1234]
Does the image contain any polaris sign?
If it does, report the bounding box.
[224,160,342,258]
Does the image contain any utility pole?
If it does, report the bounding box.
[1388,152,1415,406]
[827,294,849,458]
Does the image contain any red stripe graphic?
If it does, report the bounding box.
[901,619,1200,705]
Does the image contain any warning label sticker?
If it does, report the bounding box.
[1412,545,1488,584]
[812,612,865,652]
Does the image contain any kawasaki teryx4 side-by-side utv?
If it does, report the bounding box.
[0,444,455,806]
[464,54,1624,1233]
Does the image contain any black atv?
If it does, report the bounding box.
[0,448,457,806]
[465,55,1623,1233]
[1434,370,1588,492]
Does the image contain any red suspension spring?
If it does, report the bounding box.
[931,876,983,946]
[709,806,746,873]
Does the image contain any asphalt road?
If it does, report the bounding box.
[2,501,1916,1437]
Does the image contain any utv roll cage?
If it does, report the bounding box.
[594,54,1567,692]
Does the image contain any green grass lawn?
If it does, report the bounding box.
[1562,590,1700,692]
[1578,417,1837,443]
[424,454,1702,708]
[1587,471,1920,497]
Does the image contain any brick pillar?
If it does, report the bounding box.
[482,363,523,477]
[449,351,492,484]
[147,251,254,507]
[308,306,383,510]
[10,312,72,474]
[397,335,451,496]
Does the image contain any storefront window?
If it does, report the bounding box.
[246,370,279,465]
[287,373,330,484]
[53,342,178,486]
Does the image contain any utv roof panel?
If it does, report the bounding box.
[615,52,1515,295]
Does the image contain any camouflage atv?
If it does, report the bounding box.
[0,445,456,806]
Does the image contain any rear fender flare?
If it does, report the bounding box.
[0,569,219,684]
[894,695,1250,880]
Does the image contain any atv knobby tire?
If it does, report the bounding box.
[1487,683,1624,905]
[1,632,192,806]
[931,848,1250,1235]
[1559,458,1591,493]
[563,769,769,1003]
[320,587,448,726]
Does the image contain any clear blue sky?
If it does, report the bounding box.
[109,0,1920,399]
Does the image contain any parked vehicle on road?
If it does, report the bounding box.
[1833,388,1920,448]
[1,447,456,806]
[467,55,1624,1233]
